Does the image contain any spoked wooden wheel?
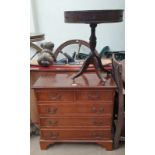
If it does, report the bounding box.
[54,39,98,64]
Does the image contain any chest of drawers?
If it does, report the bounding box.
[33,73,116,150]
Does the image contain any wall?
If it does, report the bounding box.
[31,0,125,52]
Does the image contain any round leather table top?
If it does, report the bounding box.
[64,10,124,24]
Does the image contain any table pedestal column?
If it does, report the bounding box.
[72,24,106,83]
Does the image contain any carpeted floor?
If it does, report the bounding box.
[31,136,125,155]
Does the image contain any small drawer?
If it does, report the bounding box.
[40,128,111,140]
[40,116,112,127]
[35,90,74,102]
[76,90,114,101]
[38,103,113,116]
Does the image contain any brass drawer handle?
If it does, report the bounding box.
[49,93,62,101]
[49,132,59,139]
[48,120,58,126]
[91,107,104,113]
[92,120,104,126]
[91,107,97,113]
[47,107,58,114]
[98,107,104,113]
[88,92,100,100]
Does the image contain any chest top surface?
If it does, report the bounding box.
[33,73,116,89]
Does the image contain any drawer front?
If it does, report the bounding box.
[40,129,111,140]
[76,90,114,102]
[35,90,74,102]
[40,116,112,127]
[38,103,113,116]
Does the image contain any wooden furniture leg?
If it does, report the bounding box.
[40,141,55,150]
[97,141,113,151]
[114,112,124,148]
[72,24,106,83]
[72,55,92,80]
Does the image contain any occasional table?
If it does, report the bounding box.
[64,10,124,83]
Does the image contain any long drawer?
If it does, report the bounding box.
[40,116,112,127]
[40,128,112,140]
[38,103,113,116]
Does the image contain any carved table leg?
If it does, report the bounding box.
[72,55,92,80]
[40,141,55,150]
[93,57,106,83]
[71,23,107,83]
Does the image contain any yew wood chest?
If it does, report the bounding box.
[33,73,116,150]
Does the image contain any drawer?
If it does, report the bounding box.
[38,103,113,116]
[35,90,74,102]
[40,116,112,127]
[40,128,112,140]
[76,90,114,101]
